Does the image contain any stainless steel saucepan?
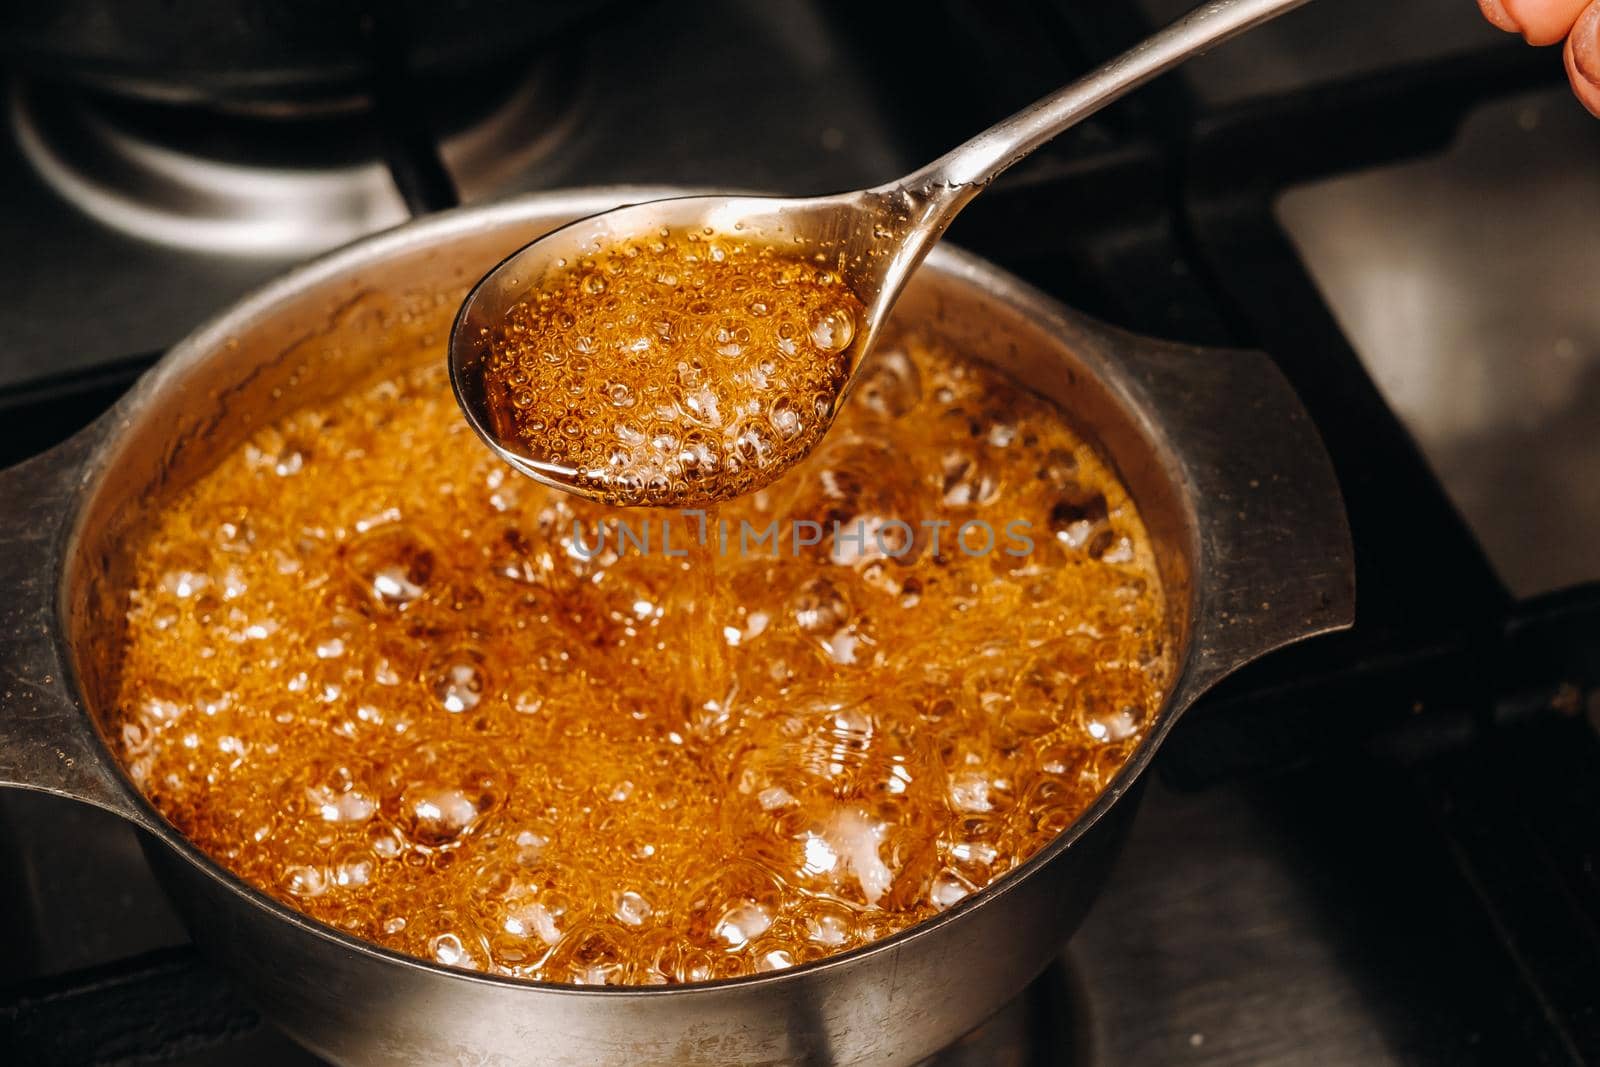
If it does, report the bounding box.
[0,187,1353,1066]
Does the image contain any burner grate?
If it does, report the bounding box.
[0,948,265,1067]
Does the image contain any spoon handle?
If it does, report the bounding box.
[893,0,1314,200]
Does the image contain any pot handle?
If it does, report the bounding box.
[1114,335,1355,707]
[0,431,154,829]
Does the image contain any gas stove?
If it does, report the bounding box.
[4,1,1600,1064]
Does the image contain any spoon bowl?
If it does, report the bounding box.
[450,0,1316,504]
[449,189,919,501]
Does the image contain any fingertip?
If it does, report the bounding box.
[1501,0,1592,45]
[1566,61,1600,118]
[1565,5,1600,116]
[1479,0,1520,33]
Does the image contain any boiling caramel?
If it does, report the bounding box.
[479,228,864,507]
[111,331,1170,984]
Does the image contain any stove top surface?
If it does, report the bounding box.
[4,1,1600,1064]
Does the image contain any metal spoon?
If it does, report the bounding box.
[451,0,1313,505]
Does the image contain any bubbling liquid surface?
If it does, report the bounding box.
[478,228,864,507]
[111,331,1170,984]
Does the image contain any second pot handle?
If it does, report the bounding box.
[0,429,154,829]
[1113,334,1356,707]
